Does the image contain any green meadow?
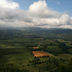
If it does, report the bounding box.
[0,37,72,72]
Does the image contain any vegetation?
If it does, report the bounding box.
[0,27,72,72]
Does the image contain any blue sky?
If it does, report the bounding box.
[0,0,72,29]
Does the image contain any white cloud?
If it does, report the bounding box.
[57,1,60,5]
[32,14,72,27]
[28,0,61,18]
[0,0,72,29]
[0,0,19,9]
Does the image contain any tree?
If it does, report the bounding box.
[58,42,66,48]
[42,44,47,51]
[55,40,59,43]
[31,57,40,66]
[52,59,59,67]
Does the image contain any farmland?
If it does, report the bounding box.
[0,28,72,72]
[0,37,72,72]
[32,51,52,57]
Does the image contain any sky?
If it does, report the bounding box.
[0,0,72,29]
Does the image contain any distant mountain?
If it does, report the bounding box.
[20,27,72,34]
[0,27,72,40]
[0,27,72,34]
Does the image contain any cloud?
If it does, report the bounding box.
[0,0,19,9]
[0,8,33,27]
[0,0,72,29]
[57,1,60,5]
[32,14,72,27]
[28,0,61,18]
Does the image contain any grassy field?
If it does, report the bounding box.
[0,48,57,72]
[0,38,72,72]
[67,49,72,54]
[57,54,72,61]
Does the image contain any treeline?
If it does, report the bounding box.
[0,67,29,72]
[0,48,25,57]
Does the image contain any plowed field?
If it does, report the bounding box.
[33,47,38,49]
[32,51,52,57]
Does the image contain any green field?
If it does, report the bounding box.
[0,37,72,72]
